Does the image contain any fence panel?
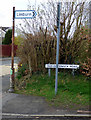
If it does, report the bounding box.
[0,45,17,57]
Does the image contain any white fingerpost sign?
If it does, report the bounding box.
[15,10,37,19]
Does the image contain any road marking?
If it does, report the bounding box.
[0,63,18,76]
[77,110,91,114]
[2,113,91,117]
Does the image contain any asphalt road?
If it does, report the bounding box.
[1,57,19,92]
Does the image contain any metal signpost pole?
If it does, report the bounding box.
[55,2,60,95]
[9,7,15,92]
[89,1,91,29]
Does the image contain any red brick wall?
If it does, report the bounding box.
[0,45,17,57]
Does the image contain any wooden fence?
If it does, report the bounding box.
[0,45,17,57]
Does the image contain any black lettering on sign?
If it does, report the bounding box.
[17,13,19,16]
[33,11,35,16]
[29,13,31,16]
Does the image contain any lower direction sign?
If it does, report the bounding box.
[45,64,79,69]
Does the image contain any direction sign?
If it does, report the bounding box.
[15,10,37,19]
[45,64,79,69]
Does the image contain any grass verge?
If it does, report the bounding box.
[15,71,90,110]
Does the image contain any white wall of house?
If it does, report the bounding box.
[0,27,11,44]
[0,28,5,44]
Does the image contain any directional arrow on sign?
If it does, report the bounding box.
[15,10,37,19]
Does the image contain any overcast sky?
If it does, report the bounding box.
[0,0,47,27]
[0,0,89,27]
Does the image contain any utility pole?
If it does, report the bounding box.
[55,2,60,95]
[9,7,15,93]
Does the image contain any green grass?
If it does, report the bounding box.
[15,71,90,110]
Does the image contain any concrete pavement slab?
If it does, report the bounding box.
[2,94,70,115]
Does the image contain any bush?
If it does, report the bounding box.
[15,63,29,90]
[16,64,29,79]
[80,57,91,77]
[76,27,91,77]
[16,29,56,74]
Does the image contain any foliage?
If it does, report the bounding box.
[15,63,29,89]
[81,57,91,77]
[2,29,12,45]
[14,35,24,46]
[15,71,90,110]
[16,1,89,74]
[76,26,91,77]
[16,29,56,73]
[53,2,88,64]
[16,63,29,79]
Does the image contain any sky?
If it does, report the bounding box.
[0,0,46,27]
[0,0,89,27]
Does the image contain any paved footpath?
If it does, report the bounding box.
[0,57,90,120]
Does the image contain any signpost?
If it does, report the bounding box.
[55,2,60,95]
[8,7,15,93]
[45,63,79,85]
[9,7,37,93]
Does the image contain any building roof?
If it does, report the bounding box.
[1,27,11,32]
[0,27,12,37]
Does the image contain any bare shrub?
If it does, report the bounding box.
[17,28,56,74]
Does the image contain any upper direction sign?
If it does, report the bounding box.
[15,10,37,19]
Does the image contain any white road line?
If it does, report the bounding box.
[2,113,91,117]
